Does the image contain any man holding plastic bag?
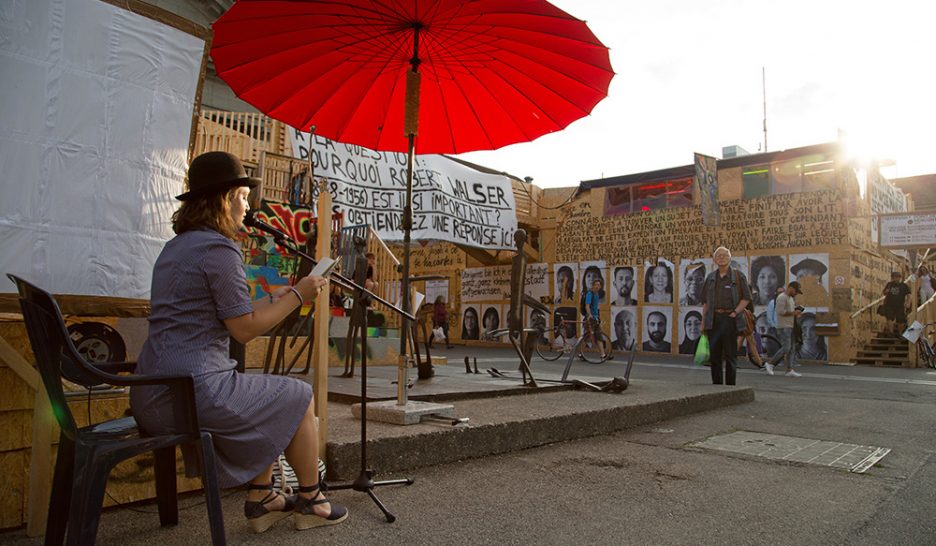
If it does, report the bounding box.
[700,247,753,385]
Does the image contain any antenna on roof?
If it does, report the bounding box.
[762,67,768,153]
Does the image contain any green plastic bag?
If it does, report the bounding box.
[694,334,710,366]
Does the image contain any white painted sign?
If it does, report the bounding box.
[879,213,936,248]
[460,263,549,303]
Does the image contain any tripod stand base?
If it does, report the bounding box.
[327,469,414,523]
[354,400,456,425]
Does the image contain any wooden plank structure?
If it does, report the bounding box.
[5,100,935,533]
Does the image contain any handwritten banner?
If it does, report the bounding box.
[460,263,548,303]
[401,242,467,272]
[292,132,518,250]
[557,190,847,263]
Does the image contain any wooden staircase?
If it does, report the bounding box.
[852,333,910,367]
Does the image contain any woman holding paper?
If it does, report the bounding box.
[130,152,347,534]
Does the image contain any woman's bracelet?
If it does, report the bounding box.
[289,286,304,306]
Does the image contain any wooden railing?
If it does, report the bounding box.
[916,291,936,328]
[512,178,541,225]
[257,152,311,205]
[337,225,403,329]
[368,226,403,329]
[194,110,291,163]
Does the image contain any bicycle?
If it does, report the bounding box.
[743,331,781,368]
[917,322,936,369]
[535,317,611,364]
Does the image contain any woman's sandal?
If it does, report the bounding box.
[244,483,297,533]
[293,484,349,530]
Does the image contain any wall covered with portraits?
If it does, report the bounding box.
[400,162,907,364]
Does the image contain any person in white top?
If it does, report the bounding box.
[919,266,935,305]
[765,281,803,377]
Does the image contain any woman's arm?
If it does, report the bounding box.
[223,275,328,344]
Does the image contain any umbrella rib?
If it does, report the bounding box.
[427,16,612,74]
[421,17,598,141]
[323,36,409,145]
[213,23,403,65]
[217,25,411,95]
[442,36,571,144]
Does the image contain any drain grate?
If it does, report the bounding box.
[692,431,890,473]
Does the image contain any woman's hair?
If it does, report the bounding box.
[483,307,500,329]
[461,307,478,338]
[171,187,240,239]
[643,262,674,296]
[557,265,574,299]
[583,265,604,286]
[751,256,785,286]
[683,310,702,325]
[434,295,445,305]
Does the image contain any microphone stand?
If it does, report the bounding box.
[266,231,414,523]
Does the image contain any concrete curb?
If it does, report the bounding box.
[325,387,754,479]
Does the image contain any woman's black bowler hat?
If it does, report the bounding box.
[176,151,260,201]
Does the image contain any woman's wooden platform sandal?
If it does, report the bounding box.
[293,484,349,530]
[244,483,297,533]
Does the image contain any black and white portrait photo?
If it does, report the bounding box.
[790,254,830,293]
[461,305,480,340]
[644,259,674,304]
[528,307,549,345]
[481,305,501,341]
[554,307,578,341]
[750,255,787,306]
[678,308,703,355]
[579,261,607,304]
[611,306,636,351]
[798,308,829,361]
[728,255,748,280]
[554,263,577,304]
[610,265,638,306]
[678,259,708,306]
[641,306,672,353]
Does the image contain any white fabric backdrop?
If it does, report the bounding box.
[0,0,204,297]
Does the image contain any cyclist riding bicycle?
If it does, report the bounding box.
[582,279,603,334]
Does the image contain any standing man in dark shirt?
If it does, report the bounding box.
[701,246,753,385]
[882,271,910,337]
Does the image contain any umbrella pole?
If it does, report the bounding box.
[397,27,422,405]
[398,132,415,405]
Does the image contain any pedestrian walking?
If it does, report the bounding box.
[765,281,803,377]
[429,296,454,348]
[881,271,910,337]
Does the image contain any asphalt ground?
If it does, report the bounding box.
[3,346,935,545]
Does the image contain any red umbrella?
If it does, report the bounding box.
[210,0,613,155]
[210,0,612,394]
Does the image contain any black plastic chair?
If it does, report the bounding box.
[7,274,226,546]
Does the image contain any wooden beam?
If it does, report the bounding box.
[0,335,56,536]
[312,183,333,460]
[0,335,39,389]
[26,389,57,537]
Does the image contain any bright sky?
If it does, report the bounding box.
[456,0,936,188]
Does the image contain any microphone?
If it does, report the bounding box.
[244,211,291,241]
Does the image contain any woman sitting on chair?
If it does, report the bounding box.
[129,152,347,534]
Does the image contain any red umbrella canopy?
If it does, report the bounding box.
[211,0,614,155]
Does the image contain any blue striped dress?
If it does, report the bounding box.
[130,228,312,487]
